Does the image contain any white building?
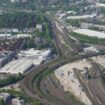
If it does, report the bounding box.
[36,24,42,32]
[16,34,31,38]
[11,0,28,3]
[11,98,25,105]
[0,33,31,40]
[0,49,51,74]
[0,93,10,101]
[73,29,105,38]
[0,59,35,74]
[0,34,11,38]
[11,0,19,3]
[83,46,99,53]
[96,2,105,7]
[66,14,96,19]
[81,22,105,30]
[18,48,51,60]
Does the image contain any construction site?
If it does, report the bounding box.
[53,55,105,105]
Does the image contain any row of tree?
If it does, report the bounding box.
[66,19,81,27]
[0,89,43,105]
[0,99,4,105]
[0,12,44,29]
[0,73,24,87]
[70,32,105,45]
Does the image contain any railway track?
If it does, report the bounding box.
[20,15,82,105]
[20,6,105,105]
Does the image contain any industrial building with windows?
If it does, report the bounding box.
[0,49,51,74]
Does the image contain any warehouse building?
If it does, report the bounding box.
[18,48,51,60]
[0,49,51,74]
[73,29,105,38]
[83,46,99,53]
[11,0,28,3]
[0,34,11,39]
[0,59,35,74]
[0,93,10,101]
[0,34,31,40]
[36,24,43,32]
[0,93,12,105]
[11,98,26,105]
[0,58,46,74]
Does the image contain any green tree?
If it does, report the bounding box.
[0,99,4,105]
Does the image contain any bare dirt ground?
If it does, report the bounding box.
[54,60,92,105]
[40,57,105,105]
[40,74,85,105]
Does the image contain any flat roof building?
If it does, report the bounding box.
[36,24,42,32]
[0,33,31,40]
[11,0,28,3]
[73,29,105,38]
[0,49,51,74]
[66,14,96,20]
[83,46,99,53]
[0,93,10,100]
[0,59,35,74]
[11,98,26,105]
[18,48,51,61]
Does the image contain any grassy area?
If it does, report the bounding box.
[66,19,81,27]
[0,74,24,88]
[0,99,4,105]
[70,32,105,45]
[0,12,43,29]
[0,89,42,105]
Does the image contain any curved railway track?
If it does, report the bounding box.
[20,13,105,105]
[20,16,82,105]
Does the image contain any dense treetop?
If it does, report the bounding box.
[0,12,44,29]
